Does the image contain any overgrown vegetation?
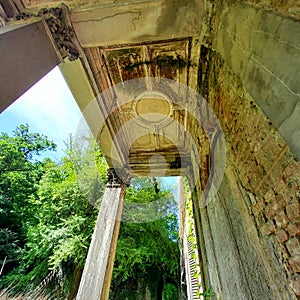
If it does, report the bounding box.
[0,125,105,298]
[0,125,181,299]
[111,178,180,300]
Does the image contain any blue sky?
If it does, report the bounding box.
[0,67,82,160]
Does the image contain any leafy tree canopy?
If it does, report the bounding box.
[0,126,180,300]
[1,132,106,299]
[111,178,180,300]
[0,124,56,274]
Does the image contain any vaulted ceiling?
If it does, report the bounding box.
[84,39,194,176]
[38,0,205,178]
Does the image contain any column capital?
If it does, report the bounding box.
[106,168,130,188]
[40,5,80,61]
[13,4,80,61]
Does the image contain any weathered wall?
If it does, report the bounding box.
[2,0,299,298]
[194,42,300,298]
[214,1,300,159]
[236,0,300,20]
[194,167,293,299]
[191,1,300,297]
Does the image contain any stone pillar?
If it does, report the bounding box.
[76,168,128,300]
[0,21,62,112]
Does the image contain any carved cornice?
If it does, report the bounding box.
[38,5,79,61]
[106,168,130,188]
[14,4,80,61]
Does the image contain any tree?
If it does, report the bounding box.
[0,124,56,278]
[110,178,180,300]
[0,126,181,299]
[1,135,107,299]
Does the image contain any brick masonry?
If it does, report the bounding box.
[198,45,300,297]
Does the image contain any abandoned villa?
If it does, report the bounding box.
[0,0,300,299]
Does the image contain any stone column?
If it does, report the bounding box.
[76,168,128,300]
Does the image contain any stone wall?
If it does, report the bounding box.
[237,0,300,20]
[194,44,300,298]
[214,1,300,159]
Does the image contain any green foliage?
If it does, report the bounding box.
[184,179,216,300]
[196,287,216,299]
[0,228,21,270]
[10,124,56,160]
[0,125,181,299]
[162,283,178,300]
[67,135,107,206]
[111,178,180,299]
[0,125,56,228]
[0,128,106,298]
[0,124,56,278]
[203,287,216,299]
[11,153,104,296]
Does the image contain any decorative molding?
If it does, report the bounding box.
[106,168,130,187]
[14,4,80,61]
[38,5,79,61]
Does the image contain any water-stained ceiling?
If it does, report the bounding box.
[84,39,195,177]
[3,0,206,178]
